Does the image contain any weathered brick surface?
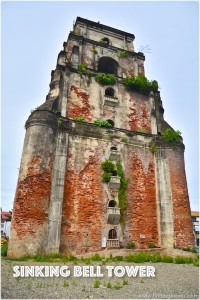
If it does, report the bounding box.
[67,84,93,121]
[127,92,151,133]
[167,149,194,248]
[60,137,107,254]
[124,146,158,248]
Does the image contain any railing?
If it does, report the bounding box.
[107,239,120,248]
[104,96,118,107]
[108,207,120,215]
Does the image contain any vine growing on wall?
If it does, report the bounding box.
[116,161,129,231]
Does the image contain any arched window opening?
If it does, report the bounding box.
[108,200,117,207]
[105,87,115,97]
[98,57,118,76]
[108,229,117,239]
[110,146,117,151]
[107,119,114,128]
[102,37,110,45]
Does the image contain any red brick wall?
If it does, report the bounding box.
[60,138,107,254]
[167,148,194,248]
[123,146,158,248]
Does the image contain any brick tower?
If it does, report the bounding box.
[8,17,194,257]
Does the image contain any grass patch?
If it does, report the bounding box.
[106,281,112,288]
[123,278,128,285]
[114,281,123,289]
[63,279,69,287]
[174,256,194,264]
[93,278,101,288]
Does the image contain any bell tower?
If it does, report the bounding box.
[8,17,194,257]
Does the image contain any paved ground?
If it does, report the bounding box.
[1,259,199,299]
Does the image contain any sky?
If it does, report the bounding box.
[1,1,199,212]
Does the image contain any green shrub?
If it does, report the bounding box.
[78,64,91,75]
[162,128,182,143]
[101,172,112,183]
[95,73,116,86]
[101,160,115,173]
[118,50,128,58]
[123,75,158,94]
[148,242,155,248]
[94,119,112,127]
[126,241,135,249]
[74,116,85,121]
[63,280,69,287]
[1,244,8,256]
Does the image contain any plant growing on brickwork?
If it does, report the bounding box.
[148,242,156,248]
[162,128,182,143]
[91,46,98,54]
[123,74,158,94]
[95,73,116,86]
[94,119,112,128]
[136,128,147,133]
[121,136,128,143]
[126,241,135,249]
[150,143,157,155]
[101,160,116,183]
[57,117,63,126]
[74,116,85,122]
[98,39,106,45]
[118,50,128,58]
[116,161,129,231]
[78,64,91,75]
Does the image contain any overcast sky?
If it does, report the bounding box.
[1,1,199,212]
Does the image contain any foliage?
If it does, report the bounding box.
[57,117,63,126]
[1,243,8,256]
[123,74,158,94]
[148,242,156,248]
[114,282,123,289]
[174,256,194,264]
[74,116,85,122]
[136,128,147,133]
[162,128,182,143]
[98,39,106,45]
[90,253,102,261]
[91,46,98,54]
[94,120,112,127]
[116,161,129,231]
[93,278,101,288]
[118,50,128,58]
[63,280,69,287]
[101,160,115,183]
[106,282,112,288]
[121,136,128,143]
[150,143,157,155]
[101,160,115,173]
[78,64,91,75]
[123,279,128,285]
[126,241,135,249]
[95,73,116,86]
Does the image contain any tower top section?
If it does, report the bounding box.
[73,17,135,51]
